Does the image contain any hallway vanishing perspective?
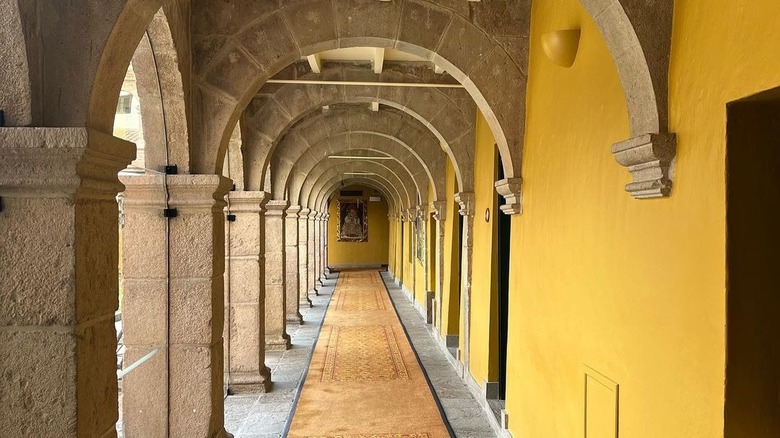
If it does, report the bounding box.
[289,270,450,437]
[1,1,779,438]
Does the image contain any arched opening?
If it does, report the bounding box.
[725,85,780,438]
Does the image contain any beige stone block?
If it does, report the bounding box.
[265,220,284,249]
[169,278,221,345]
[169,213,222,278]
[0,197,76,326]
[122,278,168,345]
[227,214,260,256]
[122,347,168,438]
[122,210,167,278]
[227,257,261,304]
[228,304,261,373]
[168,345,220,438]
[0,331,76,436]
[76,320,120,436]
[264,251,285,285]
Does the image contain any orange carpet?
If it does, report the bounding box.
[287,270,452,438]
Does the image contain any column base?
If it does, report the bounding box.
[286,312,303,324]
[228,367,272,394]
[265,335,292,351]
[300,297,313,308]
[309,288,319,297]
[216,428,235,438]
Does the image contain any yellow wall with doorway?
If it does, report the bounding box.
[467,111,500,386]
[503,0,780,437]
[327,185,389,266]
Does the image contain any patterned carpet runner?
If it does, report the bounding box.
[287,270,451,438]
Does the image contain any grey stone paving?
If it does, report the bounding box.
[224,271,498,438]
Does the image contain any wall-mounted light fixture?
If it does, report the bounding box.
[541,29,581,68]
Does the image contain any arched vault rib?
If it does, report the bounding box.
[579,0,676,198]
[244,106,455,196]
[246,68,475,191]
[270,132,439,204]
[191,0,529,199]
[304,160,416,212]
[131,8,191,171]
[319,178,399,214]
[302,160,415,212]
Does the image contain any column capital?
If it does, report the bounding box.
[416,204,428,217]
[494,178,522,215]
[612,132,676,199]
[430,201,446,221]
[227,190,269,213]
[308,210,319,220]
[454,192,475,217]
[265,199,289,216]
[167,175,232,212]
[298,207,311,218]
[286,204,302,215]
[120,174,167,211]
[0,127,134,199]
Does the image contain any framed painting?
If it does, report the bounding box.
[337,199,368,242]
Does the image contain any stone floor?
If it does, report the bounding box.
[224,271,498,438]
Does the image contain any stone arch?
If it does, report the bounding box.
[306,160,416,211]
[296,153,420,208]
[247,68,475,190]
[270,132,441,202]
[579,0,677,198]
[304,160,416,211]
[318,178,401,214]
[130,9,192,171]
[192,0,528,185]
[244,107,450,192]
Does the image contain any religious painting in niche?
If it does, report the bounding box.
[338,200,368,242]
[415,216,426,264]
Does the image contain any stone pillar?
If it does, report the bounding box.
[264,200,290,350]
[284,205,302,324]
[297,208,312,309]
[224,191,271,392]
[431,202,447,331]
[319,214,328,281]
[167,175,232,437]
[307,211,317,295]
[121,175,169,437]
[314,213,323,289]
[454,192,475,370]
[0,128,133,437]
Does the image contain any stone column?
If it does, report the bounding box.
[314,213,323,289]
[0,128,133,437]
[431,202,447,331]
[166,175,232,437]
[307,211,317,295]
[284,205,302,324]
[264,200,290,350]
[224,191,271,392]
[121,174,169,437]
[323,213,329,276]
[319,214,328,280]
[454,192,475,370]
[297,208,312,309]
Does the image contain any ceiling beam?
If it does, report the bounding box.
[373,48,385,74]
[307,54,322,73]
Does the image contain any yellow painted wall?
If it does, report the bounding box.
[327,185,389,266]
[387,218,396,275]
[467,111,499,386]
[504,0,780,437]
[440,161,461,338]
[403,220,413,288]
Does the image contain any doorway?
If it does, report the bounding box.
[496,157,511,401]
[724,86,780,438]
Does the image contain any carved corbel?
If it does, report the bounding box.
[454,192,475,217]
[494,178,522,215]
[612,132,676,199]
[430,201,446,221]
